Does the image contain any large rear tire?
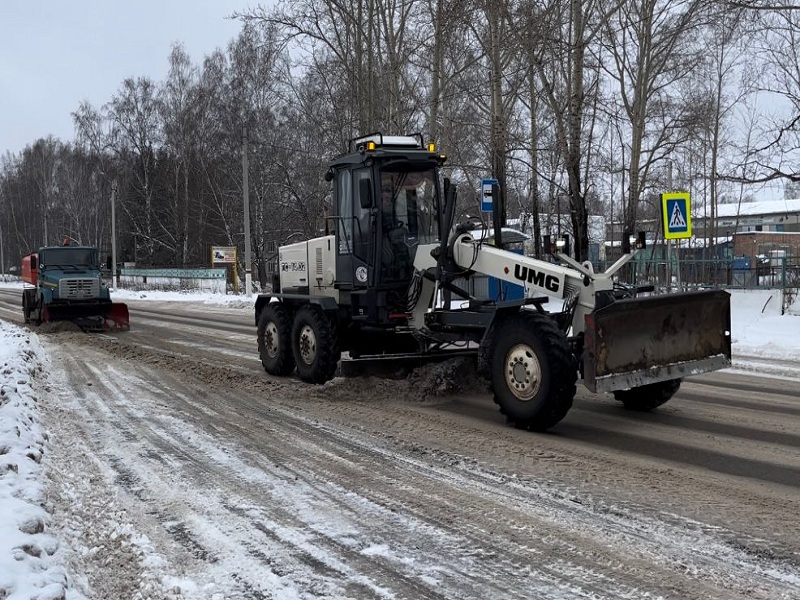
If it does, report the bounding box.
[291,304,340,384]
[489,311,577,432]
[257,303,295,376]
[614,378,682,411]
[22,293,31,324]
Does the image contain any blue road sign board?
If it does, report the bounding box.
[661,192,692,239]
[481,178,498,212]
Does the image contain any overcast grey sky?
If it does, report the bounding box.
[1,1,254,157]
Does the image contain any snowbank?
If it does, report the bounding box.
[728,289,800,359]
[0,321,82,600]
[729,288,784,319]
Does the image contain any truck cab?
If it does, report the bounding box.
[277,133,447,325]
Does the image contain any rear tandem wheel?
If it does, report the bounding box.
[489,311,578,432]
[291,304,340,384]
[257,302,295,376]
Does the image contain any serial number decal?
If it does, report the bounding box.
[281,261,306,272]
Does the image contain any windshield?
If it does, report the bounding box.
[379,168,439,246]
[40,247,98,268]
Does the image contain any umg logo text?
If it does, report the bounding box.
[513,265,561,293]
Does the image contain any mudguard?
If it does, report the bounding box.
[583,289,731,393]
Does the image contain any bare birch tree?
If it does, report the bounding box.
[601,0,707,234]
[107,77,163,264]
[728,3,800,185]
[161,44,200,266]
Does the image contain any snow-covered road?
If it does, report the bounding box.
[1,286,799,599]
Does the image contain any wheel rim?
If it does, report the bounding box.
[264,321,279,358]
[298,324,317,365]
[504,343,542,401]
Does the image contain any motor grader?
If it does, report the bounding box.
[254,133,731,431]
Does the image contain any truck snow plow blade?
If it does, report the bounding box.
[43,301,130,332]
[583,289,731,393]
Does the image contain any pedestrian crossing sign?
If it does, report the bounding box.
[661,192,692,240]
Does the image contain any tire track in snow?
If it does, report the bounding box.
[39,321,800,600]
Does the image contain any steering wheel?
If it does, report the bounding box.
[384,219,404,231]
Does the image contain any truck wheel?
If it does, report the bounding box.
[33,295,45,325]
[613,378,682,411]
[22,293,30,324]
[291,305,340,384]
[489,311,577,432]
[257,303,295,376]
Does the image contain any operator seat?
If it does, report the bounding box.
[381,223,412,282]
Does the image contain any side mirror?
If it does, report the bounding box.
[30,255,38,270]
[106,256,113,270]
[622,230,632,254]
[621,231,645,253]
[359,178,373,209]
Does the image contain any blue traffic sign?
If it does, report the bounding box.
[481,178,498,212]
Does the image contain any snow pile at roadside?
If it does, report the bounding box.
[110,287,252,309]
[729,289,800,359]
[0,321,83,600]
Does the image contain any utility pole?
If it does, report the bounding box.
[488,3,507,231]
[111,180,118,288]
[665,162,682,292]
[242,128,252,296]
[666,163,672,292]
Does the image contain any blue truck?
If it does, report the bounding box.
[21,241,129,331]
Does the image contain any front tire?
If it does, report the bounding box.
[33,295,44,325]
[489,311,577,432]
[291,305,340,384]
[22,293,31,324]
[614,378,682,411]
[257,303,295,376]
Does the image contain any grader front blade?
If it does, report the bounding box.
[583,289,732,393]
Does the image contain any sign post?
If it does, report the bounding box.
[481,178,498,213]
[211,246,238,293]
[481,178,504,248]
[661,192,692,291]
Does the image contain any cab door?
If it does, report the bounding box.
[352,168,373,268]
[334,167,374,290]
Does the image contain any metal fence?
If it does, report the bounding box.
[452,255,800,307]
[598,255,800,292]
